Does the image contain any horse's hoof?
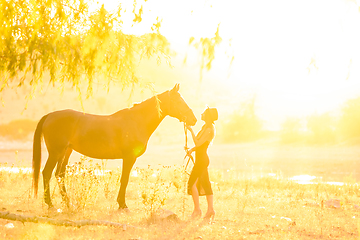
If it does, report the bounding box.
[47,206,58,213]
[65,203,76,211]
[118,207,130,213]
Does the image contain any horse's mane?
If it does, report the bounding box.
[130,95,156,110]
[111,91,167,117]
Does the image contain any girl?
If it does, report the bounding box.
[186,107,218,220]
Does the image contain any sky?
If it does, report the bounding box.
[98,0,360,129]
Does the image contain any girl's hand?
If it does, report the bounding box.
[185,147,194,156]
[186,125,194,133]
[185,124,196,144]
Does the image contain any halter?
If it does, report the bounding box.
[183,122,194,175]
[166,91,195,174]
[166,91,193,124]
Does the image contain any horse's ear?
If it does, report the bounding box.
[171,84,180,93]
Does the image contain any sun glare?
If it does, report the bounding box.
[97,0,360,129]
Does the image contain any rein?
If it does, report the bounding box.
[183,123,195,175]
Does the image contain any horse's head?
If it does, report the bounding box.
[164,84,197,126]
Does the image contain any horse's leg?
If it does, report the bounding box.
[117,156,136,210]
[55,148,72,208]
[43,153,61,208]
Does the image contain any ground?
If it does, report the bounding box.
[1,142,360,239]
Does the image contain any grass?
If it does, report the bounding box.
[1,160,360,240]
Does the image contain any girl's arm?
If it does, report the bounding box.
[187,126,197,143]
[187,125,214,148]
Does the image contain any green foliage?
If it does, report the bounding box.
[280,117,303,144]
[0,0,170,95]
[187,24,222,81]
[0,119,37,140]
[279,98,360,145]
[221,99,263,143]
[214,95,360,145]
[65,156,102,211]
[287,97,360,145]
[3,162,360,239]
[139,166,171,219]
[307,113,336,144]
[338,97,360,140]
[218,96,360,145]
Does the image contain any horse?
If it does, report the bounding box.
[32,84,197,210]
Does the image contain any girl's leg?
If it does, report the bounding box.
[191,179,202,218]
[204,194,215,219]
[205,195,214,213]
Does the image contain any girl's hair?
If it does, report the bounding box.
[204,108,218,123]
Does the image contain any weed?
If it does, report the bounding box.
[2,161,360,239]
[65,156,102,211]
[170,166,188,219]
[139,166,171,220]
[314,200,325,236]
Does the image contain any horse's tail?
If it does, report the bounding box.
[32,114,48,197]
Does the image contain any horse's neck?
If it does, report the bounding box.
[131,95,166,139]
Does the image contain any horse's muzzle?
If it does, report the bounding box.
[185,116,197,126]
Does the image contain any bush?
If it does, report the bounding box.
[338,97,360,140]
[221,99,263,143]
[307,113,336,144]
[280,117,304,144]
[140,166,171,219]
[0,119,37,140]
[65,157,102,211]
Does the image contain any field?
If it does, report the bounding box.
[3,0,360,238]
[1,142,360,239]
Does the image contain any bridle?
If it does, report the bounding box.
[166,91,193,124]
[183,122,194,175]
[166,91,195,174]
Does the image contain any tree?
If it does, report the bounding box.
[0,0,170,96]
[307,113,336,144]
[185,24,223,82]
[280,117,303,144]
[221,98,263,143]
[338,97,360,140]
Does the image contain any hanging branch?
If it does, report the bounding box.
[0,211,140,229]
[0,0,170,96]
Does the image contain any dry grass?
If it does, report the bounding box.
[1,160,360,240]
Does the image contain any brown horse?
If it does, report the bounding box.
[32,84,197,210]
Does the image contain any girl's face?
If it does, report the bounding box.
[201,110,209,122]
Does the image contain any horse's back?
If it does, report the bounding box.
[41,109,135,159]
[41,110,82,149]
[43,109,83,131]
[43,109,128,127]
[71,110,137,159]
